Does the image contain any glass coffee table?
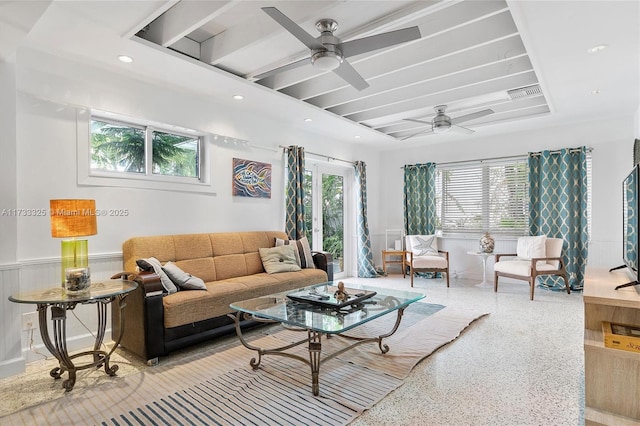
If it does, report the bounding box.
[229,282,424,395]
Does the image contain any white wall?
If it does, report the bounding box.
[374,115,636,279]
[0,49,380,378]
[14,48,379,261]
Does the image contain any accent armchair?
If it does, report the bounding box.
[493,236,570,300]
[404,235,450,287]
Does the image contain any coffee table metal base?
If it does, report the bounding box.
[229,307,406,396]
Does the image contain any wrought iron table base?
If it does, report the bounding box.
[38,294,129,391]
[229,307,406,396]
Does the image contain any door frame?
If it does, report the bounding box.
[305,160,353,279]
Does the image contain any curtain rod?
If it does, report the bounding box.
[279,145,355,165]
[404,147,593,168]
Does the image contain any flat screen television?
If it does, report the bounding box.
[610,164,640,289]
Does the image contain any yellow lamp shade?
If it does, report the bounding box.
[50,199,97,238]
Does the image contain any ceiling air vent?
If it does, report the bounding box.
[507,84,542,100]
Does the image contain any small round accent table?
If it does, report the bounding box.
[8,279,137,391]
[467,251,494,288]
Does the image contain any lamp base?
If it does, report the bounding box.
[65,267,91,294]
[60,239,89,286]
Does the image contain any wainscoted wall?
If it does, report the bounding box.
[0,264,23,379]
[0,253,124,378]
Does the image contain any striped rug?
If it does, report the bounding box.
[2,304,487,426]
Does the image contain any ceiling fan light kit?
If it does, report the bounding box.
[311,49,343,71]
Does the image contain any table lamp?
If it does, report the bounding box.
[50,199,98,288]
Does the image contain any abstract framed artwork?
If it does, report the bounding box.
[232,158,272,198]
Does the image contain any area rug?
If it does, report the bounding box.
[1,304,487,426]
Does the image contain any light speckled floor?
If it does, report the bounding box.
[345,274,584,426]
[1,275,583,425]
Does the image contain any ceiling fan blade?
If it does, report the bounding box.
[333,60,369,91]
[340,26,421,58]
[401,127,434,140]
[403,118,432,125]
[450,109,494,125]
[451,124,475,135]
[253,57,310,80]
[262,7,324,50]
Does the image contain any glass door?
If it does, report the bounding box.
[304,163,350,278]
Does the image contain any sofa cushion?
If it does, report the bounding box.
[259,245,301,274]
[174,258,217,283]
[162,269,328,328]
[275,236,315,268]
[162,261,206,290]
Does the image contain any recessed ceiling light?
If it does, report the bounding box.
[588,44,608,53]
[591,89,601,94]
[117,55,133,63]
[304,118,313,122]
[232,94,244,100]
[354,135,361,139]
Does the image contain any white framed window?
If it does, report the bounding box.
[435,153,592,237]
[77,110,214,194]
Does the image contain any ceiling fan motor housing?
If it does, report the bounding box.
[311,19,343,70]
[432,113,451,133]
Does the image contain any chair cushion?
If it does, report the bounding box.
[406,235,438,256]
[516,235,547,259]
[494,259,557,276]
[545,238,564,267]
[411,254,448,269]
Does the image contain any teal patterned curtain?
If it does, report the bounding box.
[354,161,378,277]
[285,146,307,239]
[403,163,438,234]
[528,147,588,290]
[404,163,439,279]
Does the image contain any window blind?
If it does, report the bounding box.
[436,157,529,235]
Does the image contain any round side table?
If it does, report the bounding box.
[9,279,137,391]
[467,251,494,288]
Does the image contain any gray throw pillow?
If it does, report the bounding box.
[275,236,315,269]
[142,257,178,294]
[259,245,301,274]
[162,262,206,290]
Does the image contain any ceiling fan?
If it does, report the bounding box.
[256,7,421,91]
[402,105,494,139]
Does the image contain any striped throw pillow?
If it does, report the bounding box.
[275,236,315,269]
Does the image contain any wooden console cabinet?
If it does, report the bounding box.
[584,267,640,425]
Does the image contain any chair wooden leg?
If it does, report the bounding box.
[563,274,571,294]
[445,270,450,287]
[410,267,414,287]
[494,273,499,292]
[529,276,535,300]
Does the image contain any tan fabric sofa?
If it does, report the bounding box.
[112,231,332,364]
